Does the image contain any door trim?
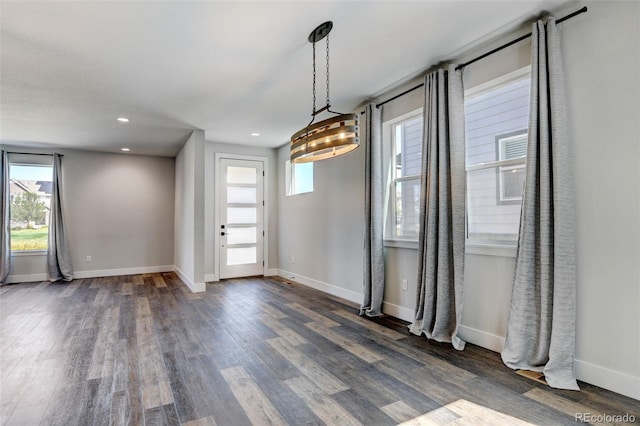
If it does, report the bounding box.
[213,153,269,281]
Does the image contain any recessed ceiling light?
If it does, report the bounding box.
[121,148,131,152]
[117,117,130,123]
[251,132,260,136]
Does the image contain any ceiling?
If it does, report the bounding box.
[1,0,568,157]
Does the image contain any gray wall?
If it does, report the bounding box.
[5,146,175,281]
[174,130,205,291]
[276,1,640,399]
[277,142,365,298]
[562,1,639,396]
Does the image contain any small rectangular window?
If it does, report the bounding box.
[384,110,423,242]
[285,160,313,196]
[9,163,53,252]
[465,67,530,244]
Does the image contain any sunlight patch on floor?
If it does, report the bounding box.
[399,399,535,425]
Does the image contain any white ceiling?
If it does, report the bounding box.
[1,0,568,157]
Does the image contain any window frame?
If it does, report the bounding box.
[495,130,527,205]
[284,159,313,197]
[383,108,423,249]
[464,66,531,256]
[8,158,53,256]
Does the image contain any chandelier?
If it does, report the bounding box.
[290,21,359,163]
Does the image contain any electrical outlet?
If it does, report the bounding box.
[402,279,408,291]
[86,255,92,262]
[291,256,295,264]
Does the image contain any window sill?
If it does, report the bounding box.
[465,242,516,258]
[384,239,418,250]
[11,250,47,257]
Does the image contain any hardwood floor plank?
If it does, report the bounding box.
[382,401,422,424]
[197,354,253,426]
[286,302,341,327]
[524,387,607,423]
[183,416,218,426]
[239,352,324,425]
[285,376,362,426]
[163,350,200,423]
[154,275,168,288]
[58,280,81,298]
[4,357,64,425]
[267,336,349,394]
[122,281,134,295]
[331,388,398,425]
[331,309,408,340]
[135,297,174,410]
[41,380,87,426]
[461,377,578,424]
[110,390,128,426]
[93,287,110,306]
[259,313,308,346]
[220,366,287,426]
[372,334,478,383]
[305,321,384,363]
[444,398,535,425]
[88,305,120,379]
[324,349,442,414]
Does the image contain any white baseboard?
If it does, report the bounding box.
[6,265,175,284]
[456,325,639,400]
[204,273,216,282]
[458,325,506,353]
[575,359,640,401]
[5,273,48,284]
[277,269,362,305]
[382,301,414,322]
[74,265,174,279]
[173,266,206,293]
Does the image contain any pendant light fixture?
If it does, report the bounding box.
[290,21,359,163]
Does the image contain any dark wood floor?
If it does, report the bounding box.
[1,273,638,425]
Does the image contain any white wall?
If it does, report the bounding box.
[276,1,640,399]
[174,130,205,291]
[4,146,175,282]
[203,142,279,281]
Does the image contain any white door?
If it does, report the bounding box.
[219,159,264,279]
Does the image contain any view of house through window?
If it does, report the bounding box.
[385,111,423,240]
[9,164,53,251]
[285,160,313,196]
[465,67,531,243]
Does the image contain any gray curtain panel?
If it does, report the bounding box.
[360,103,385,317]
[47,153,73,282]
[409,66,466,350]
[0,150,10,285]
[501,18,579,390]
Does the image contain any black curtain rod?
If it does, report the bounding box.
[362,6,588,113]
[455,6,587,70]
[6,151,63,157]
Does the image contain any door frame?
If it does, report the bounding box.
[213,152,269,281]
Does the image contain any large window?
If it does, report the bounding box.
[384,110,423,242]
[465,67,531,244]
[9,163,53,252]
[285,160,313,196]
